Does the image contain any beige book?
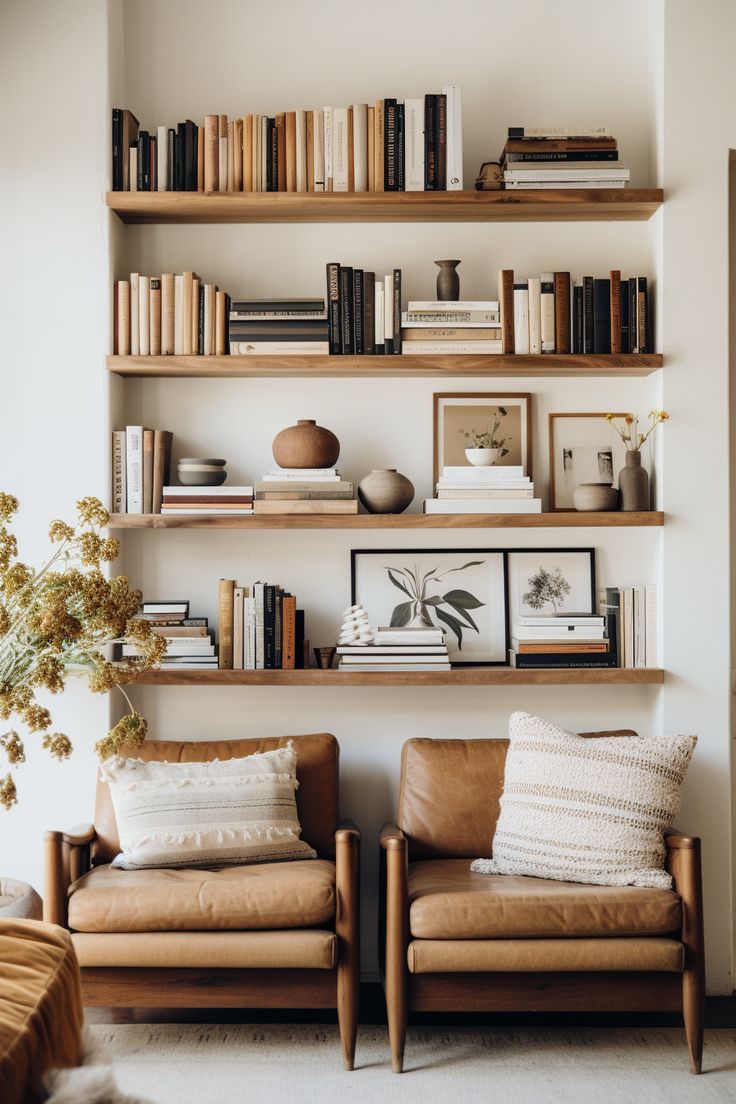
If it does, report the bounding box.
[218,115,228,193]
[138,275,150,355]
[254,499,358,514]
[218,579,235,669]
[367,105,375,191]
[191,277,200,354]
[227,120,234,192]
[174,274,184,355]
[182,272,194,356]
[161,273,175,354]
[142,429,154,514]
[197,125,204,191]
[313,108,324,192]
[115,281,130,355]
[149,278,162,356]
[233,119,243,190]
[295,109,307,192]
[285,111,297,192]
[128,146,137,191]
[233,586,245,669]
[306,111,314,192]
[215,290,227,356]
[204,115,219,193]
[242,115,253,191]
[151,428,172,513]
[252,114,260,192]
[130,273,140,356]
[352,103,368,191]
[203,284,216,356]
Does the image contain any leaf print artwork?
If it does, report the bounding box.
[384,560,486,648]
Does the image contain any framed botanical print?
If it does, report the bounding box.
[506,548,596,626]
[351,548,509,665]
[433,392,533,483]
[548,412,631,511]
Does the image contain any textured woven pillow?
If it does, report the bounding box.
[471,711,696,889]
[102,743,317,869]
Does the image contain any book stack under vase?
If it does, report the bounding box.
[218,579,306,670]
[338,626,450,672]
[501,126,630,190]
[113,273,230,357]
[229,297,329,356]
[424,466,541,514]
[510,613,614,669]
[112,427,173,514]
[125,602,215,669]
[254,468,357,515]
[401,300,502,356]
[160,486,254,517]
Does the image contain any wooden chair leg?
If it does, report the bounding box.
[683,969,704,1074]
[386,987,407,1074]
[337,965,359,1072]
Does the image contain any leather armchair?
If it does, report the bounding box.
[45,733,360,1070]
[380,735,704,1074]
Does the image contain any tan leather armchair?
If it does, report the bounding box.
[45,733,361,1070]
[380,735,704,1074]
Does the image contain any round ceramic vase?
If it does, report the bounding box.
[465,447,501,467]
[272,419,340,469]
[572,483,619,511]
[177,458,227,487]
[358,469,415,514]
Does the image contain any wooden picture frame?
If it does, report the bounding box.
[548,412,631,511]
[433,392,533,485]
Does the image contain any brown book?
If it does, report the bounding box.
[233,119,243,191]
[191,277,200,353]
[374,99,385,192]
[115,280,130,355]
[254,500,358,514]
[257,491,354,501]
[162,495,252,504]
[149,278,162,356]
[516,641,609,654]
[275,113,286,192]
[254,481,353,493]
[503,137,617,154]
[401,327,502,341]
[282,595,297,669]
[227,121,235,191]
[182,272,194,356]
[218,579,235,669]
[152,429,173,513]
[142,429,154,514]
[160,273,175,355]
[498,269,514,353]
[215,290,227,356]
[197,126,204,191]
[285,112,297,192]
[150,625,209,638]
[242,115,253,192]
[218,115,228,193]
[610,270,621,354]
[347,106,355,192]
[553,272,571,354]
[204,115,219,193]
[367,105,375,191]
[120,110,139,191]
[306,112,314,192]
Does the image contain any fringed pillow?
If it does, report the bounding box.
[471,711,696,889]
[102,743,316,869]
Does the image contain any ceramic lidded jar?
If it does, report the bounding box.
[358,469,415,514]
[272,419,340,469]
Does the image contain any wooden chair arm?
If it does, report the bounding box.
[62,823,96,847]
[380,821,408,851]
[44,824,97,926]
[335,818,361,846]
[665,827,699,849]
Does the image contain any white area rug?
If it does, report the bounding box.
[90,1023,736,1104]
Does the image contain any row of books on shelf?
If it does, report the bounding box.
[112,89,462,195]
[338,626,450,672]
[424,466,540,515]
[125,602,215,668]
[500,127,629,189]
[498,269,652,355]
[218,580,307,670]
[113,273,230,357]
[112,427,172,514]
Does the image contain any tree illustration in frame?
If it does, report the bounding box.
[522,566,572,614]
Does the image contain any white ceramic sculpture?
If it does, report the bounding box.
[337,604,375,646]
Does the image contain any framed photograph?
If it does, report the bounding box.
[506,548,596,626]
[351,549,509,665]
[433,392,533,483]
[548,412,631,511]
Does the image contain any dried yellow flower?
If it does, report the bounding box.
[0,774,17,811]
[100,538,120,562]
[76,497,109,528]
[0,494,19,522]
[22,704,52,732]
[0,607,9,636]
[33,655,64,693]
[95,711,148,760]
[2,562,33,597]
[0,531,18,572]
[42,733,73,760]
[48,520,75,542]
[1,731,25,765]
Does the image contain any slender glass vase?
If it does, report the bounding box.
[618,450,649,511]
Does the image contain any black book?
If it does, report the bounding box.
[175,123,185,191]
[572,282,584,354]
[353,269,364,354]
[582,276,594,354]
[620,279,630,354]
[339,266,354,354]
[363,271,375,355]
[396,103,405,191]
[232,298,326,313]
[504,150,620,163]
[629,277,639,353]
[229,321,329,336]
[384,99,398,191]
[184,119,198,191]
[424,94,438,190]
[137,131,151,191]
[392,268,402,354]
[592,278,611,354]
[263,585,276,668]
[295,609,305,669]
[637,276,650,354]
[198,282,205,355]
[265,118,274,192]
[326,263,341,354]
[167,128,175,191]
[436,93,447,190]
[112,109,122,191]
[512,652,617,670]
[274,588,283,669]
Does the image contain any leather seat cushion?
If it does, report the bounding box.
[409,859,681,939]
[72,930,336,969]
[68,859,336,933]
[407,937,684,973]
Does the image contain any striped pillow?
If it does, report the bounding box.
[102,744,316,869]
[471,711,696,889]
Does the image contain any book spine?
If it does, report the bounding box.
[197,280,204,355]
[583,276,594,354]
[233,586,245,669]
[553,272,571,354]
[191,277,200,354]
[218,579,235,669]
[374,280,385,354]
[442,85,463,189]
[634,585,646,669]
[326,263,341,354]
[138,276,150,356]
[384,99,397,191]
[620,279,630,354]
[610,270,621,354]
[352,103,368,192]
[513,281,529,355]
[274,589,283,668]
[424,94,437,190]
[373,99,384,192]
[295,609,305,669]
[572,280,584,354]
[306,111,314,191]
[512,653,616,669]
[621,587,634,668]
[149,278,161,356]
[313,108,325,191]
[125,426,143,513]
[233,118,243,191]
[142,429,154,514]
[637,277,650,353]
[254,583,265,669]
[645,585,657,667]
[363,271,375,354]
[592,278,612,353]
[160,274,174,355]
[129,273,139,356]
[436,93,447,190]
[129,146,137,191]
[215,290,228,356]
[498,269,515,353]
[404,98,424,191]
[263,585,276,668]
[392,268,402,354]
[340,266,354,354]
[112,108,122,191]
[111,430,126,512]
[396,103,404,191]
[630,277,639,353]
[332,107,349,192]
[384,273,394,354]
[282,595,296,669]
[323,107,333,192]
[353,269,364,354]
[528,277,541,355]
[151,428,167,514]
[242,115,252,192]
[115,280,130,356]
[218,115,228,192]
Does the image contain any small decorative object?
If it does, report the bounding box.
[461,407,510,467]
[507,549,596,625]
[358,469,414,514]
[177,458,227,487]
[434,259,461,302]
[314,646,337,669]
[548,412,629,511]
[572,483,619,512]
[474,161,503,190]
[606,410,669,512]
[0,494,166,809]
[337,604,375,647]
[434,392,533,482]
[272,419,340,469]
[351,549,508,664]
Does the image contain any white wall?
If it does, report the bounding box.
[0,0,733,994]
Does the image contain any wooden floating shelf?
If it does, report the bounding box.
[108,511,663,530]
[133,668,665,687]
[106,189,663,224]
[107,353,663,379]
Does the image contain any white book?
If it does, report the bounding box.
[509,126,611,138]
[125,426,144,514]
[260,116,268,193]
[339,663,451,672]
[254,582,265,669]
[244,596,255,669]
[403,311,500,324]
[252,114,261,192]
[374,281,385,349]
[124,642,215,655]
[129,273,140,356]
[404,98,424,191]
[512,626,605,641]
[138,276,150,356]
[157,126,168,191]
[621,587,634,668]
[442,465,525,478]
[261,474,340,482]
[401,318,500,330]
[540,272,555,352]
[436,487,534,499]
[313,109,325,191]
[408,300,499,312]
[129,146,137,191]
[323,107,333,192]
[203,283,214,356]
[375,631,443,645]
[230,341,329,356]
[233,586,245,669]
[515,615,604,626]
[352,104,368,191]
[634,585,646,669]
[332,107,349,192]
[161,508,254,516]
[403,342,503,355]
[384,274,393,345]
[528,277,541,354]
[513,281,529,354]
[424,499,542,514]
[645,585,657,668]
[505,181,624,190]
[337,645,448,655]
[111,430,126,513]
[174,275,184,355]
[295,109,307,192]
[264,468,337,477]
[163,485,253,495]
[442,84,463,190]
[340,653,450,665]
[505,161,629,172]
[504,167,630,180]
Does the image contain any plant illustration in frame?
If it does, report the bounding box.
[384,559,486,649]
[522,566,572,613]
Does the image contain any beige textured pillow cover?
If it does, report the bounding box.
[471,711,696,889]
[102,743,316,869]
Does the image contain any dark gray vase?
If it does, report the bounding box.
[434,260,461,301]
[618,450,649,511]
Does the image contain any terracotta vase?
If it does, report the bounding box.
[358,469,414,514]
[572,483,619,512]
[434,259,461,301]
[618,450,649,511]
[272,419,340,469]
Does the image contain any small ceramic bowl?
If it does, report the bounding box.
[177,458,227,487]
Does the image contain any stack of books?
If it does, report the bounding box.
[509,614,614,670]
[401,300,502,356]
[337,625,450,672]
[113,272,230,356]
[501,127,630,190]
[111,89,462,193]
[600,585,657,668]
[424,465,540,514]
[229,297,328,356]
[127,601,215,670]
[160,487,254,517]
[218,579,306,670]
[497,269,651,355]
[111,427,172,514]
[254,469,357,515]
[326,264,401,354]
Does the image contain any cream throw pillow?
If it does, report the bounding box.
[471,711,696,889]
[102,743,317,869]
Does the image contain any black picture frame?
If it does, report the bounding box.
[505,547,597,625]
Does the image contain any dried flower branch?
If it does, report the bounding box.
[605,410,669,451]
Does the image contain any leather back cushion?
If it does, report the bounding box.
[398,731,637,859]
[93,733,339,864]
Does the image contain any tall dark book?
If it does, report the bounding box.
[392,268,402,354]
[436,93,447,190]
[295,609,306,669]
[175,123,185,190]
[629,277,639,353]
[326,263,341,354]
[424,94,438,190]
[637,276,650,353]
[363,271,375,355]
[592,278,611,354]
[498,269,515,353]
[353,269,364,354]
[184,120,198,191]
[274,587,283,669]
[553,272,571,354]
[112,108,139,191]
[198,282,205,355]
[620,279,630,353]
[512,651,617,670]
[583,276,594,354]
[167,128,175,191]
[339,266,354,354]
[572,282,584,354]
[263,584,276,669]
[384,99,399,191]
[609,270,621,354]
[396,103,405,190]
[137,130,151,191]
[504,149,619,163]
